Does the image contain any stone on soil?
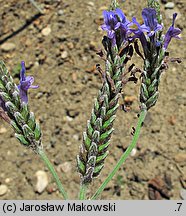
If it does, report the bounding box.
[0,184,8,196]
[1,43,16,52]
[35,170,48,193]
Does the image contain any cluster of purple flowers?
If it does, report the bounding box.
[102,7,181,52]
[101,8,132,47]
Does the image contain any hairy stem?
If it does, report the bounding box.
[91,109,147,199]
[38,149,68,199]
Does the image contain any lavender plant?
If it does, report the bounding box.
[0,61,68,199]
[0,0,181,200]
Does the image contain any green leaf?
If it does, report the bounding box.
[100,107,106,120]
[11,121,22,133]
[102,115,116,129]
[5,101,17,115]
[106,103,119,117]
[94,98,99,112]
[102,83,110,98]
[87,120,94,136]
[21,103,29,120]
[83,132,91,150]
[141,83,149,99]
[100,128,114,141]
[148,79,158,93]
[5,81,14,93]
[146,91,159,109]
[90,110,97,125]
[34,122,41,140]
[115,80,122,91]
[0,81,5,91]
[95,118,102,131]
[14,112,25,126]
[103,94,109,109]
[23,124,34,139]
[0,92,11,103]
[27,112,36,130]
[77,156,85,174]
[15,133,29,145]
[93,164,104,175]
[98,141,110,152]
[96,151,108,163]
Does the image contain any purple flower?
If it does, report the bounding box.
[101,9,132,46]
[164,13,181,50]
[131,8,162,39]
[131,17,148,53]
[140,8,162,37]
[115,8,132,42]
[101,10,120,46]
[18,61,38,104]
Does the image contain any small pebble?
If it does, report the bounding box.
[35,170,48,194]
[87,2,95,7]
[41,27,51,36]
[174,153,186,163]
[61,50,68,59]
[0,184,8,196]
[73,134,79,141]
[1,42,16,52]
[65,116,73,122]
[165,2,175,9]
[0,127,7,134]
[58,162,72,173]
[180,189,186,200]
[67,42,74,49]
[5,178,11,183]
[58,10,64,16]
[130,148,137,157]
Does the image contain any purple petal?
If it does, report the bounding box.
[115,8,126,22]
[142,8,157,31]
[107,30,115,39]
[20,61,26,81]
[164,13,181,49]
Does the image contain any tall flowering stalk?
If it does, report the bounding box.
[0,61,67,199]
[131,2,181,110]
[77,4,135,199]
[91,0,181,199]
[0,61,41,150]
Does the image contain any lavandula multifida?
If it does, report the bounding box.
[131,1,181,110]
[0,60,68,199]
[0,60,41,152]
[77,5,136,191]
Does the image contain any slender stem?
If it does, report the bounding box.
[38,149,68,199]
[28,0,44,14]
[79,184,87,200]
[91,109,147,200]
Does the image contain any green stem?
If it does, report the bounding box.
[79,184,87,200]
[28,0,44,14]
[91,109,147,200]
[38,149,68,199]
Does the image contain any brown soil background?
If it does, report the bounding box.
[0,0,185,200]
